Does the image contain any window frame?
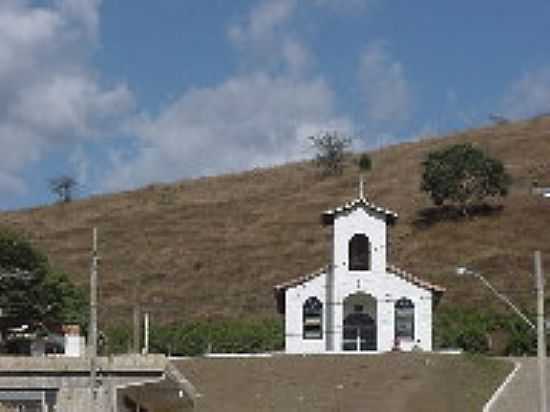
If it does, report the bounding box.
[394,297,415,341]
[302,297,323,340]
[349,233,371,271]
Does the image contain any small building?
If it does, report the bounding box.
[0,355,196,412]
[274,188,445,353]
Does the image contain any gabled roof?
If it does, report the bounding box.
[321,196,399,225]
[273,266,328,292]
[386,265,446,294]
[273,264,445,294]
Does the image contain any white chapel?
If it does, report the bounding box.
[274,185,445,353]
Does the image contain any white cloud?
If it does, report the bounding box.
[503,66,550,119]
[104,73,351,191]
[103,0,356,191]
[54,0,101,40]
[358,42,412,124]
[228,0,296,49]
[0,0,134,196]
[282,39,314,76]
[228,0,313,77]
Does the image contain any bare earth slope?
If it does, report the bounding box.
[174,353,512,412]
[2,117,550,322]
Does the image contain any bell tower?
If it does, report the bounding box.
[321,181,398,351]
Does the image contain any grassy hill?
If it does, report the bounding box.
[2,116,550,325]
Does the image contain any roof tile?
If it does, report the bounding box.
[322,197,398,225]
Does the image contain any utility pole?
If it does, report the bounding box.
[535,250,547,412]
[89,227,99,409]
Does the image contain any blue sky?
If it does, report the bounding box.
[1,0,550,210]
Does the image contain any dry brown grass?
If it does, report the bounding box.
[174,353,512,412]
[2,117,550,324]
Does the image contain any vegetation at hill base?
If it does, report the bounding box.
[101,307,535,357]
[434,306,537,355]
[104,318,283,356]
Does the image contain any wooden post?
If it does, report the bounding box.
[535,251,547,412]
[144,311,150,355]
[133,273,141,354]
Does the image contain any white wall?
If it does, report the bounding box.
[64,335,85,357]
[332,272,432,352]
[285,273,327,354]
[333,208,388,274]
[283,205,434,354]
[284,270,433,353]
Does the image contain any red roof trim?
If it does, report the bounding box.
[387,265,446,293]
[273,267,327,291]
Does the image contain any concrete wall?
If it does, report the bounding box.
[0,355,195,411]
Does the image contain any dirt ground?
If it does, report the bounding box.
[173,353,512,412]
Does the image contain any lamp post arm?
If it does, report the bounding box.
[475,272,536,330]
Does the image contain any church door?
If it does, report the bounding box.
[342,293,377,351]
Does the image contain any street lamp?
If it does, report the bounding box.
[456,260,546,412]
[455,266,535,329]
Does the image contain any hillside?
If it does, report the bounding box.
[2,116,550,325]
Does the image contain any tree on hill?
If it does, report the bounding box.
[309,131,351,176]
[420,143,511,215]
[0,230,87,338]
[48,175,79,203]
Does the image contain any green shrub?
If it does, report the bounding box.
[434,307,494,353]
[358,153,372,172]
[434,306,538,355]
[498,316,536,355]
[103,324,132,354]
[208,318,284,353]
[147,318,283,357]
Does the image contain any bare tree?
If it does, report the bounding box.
[309,131,352,176]
[48,175,79,203]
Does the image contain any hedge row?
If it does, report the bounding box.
[103,308,539,356]
[103,318,284,356]
[434,306,537,355]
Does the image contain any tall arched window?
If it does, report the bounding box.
[303,297,323,339]
[395,298,414,341]
[349,234,371,270]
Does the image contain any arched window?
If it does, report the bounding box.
[395,298,414,341]
[303,297,323,339]
[349,234,371,271]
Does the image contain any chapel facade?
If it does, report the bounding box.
[274,191,445,353]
